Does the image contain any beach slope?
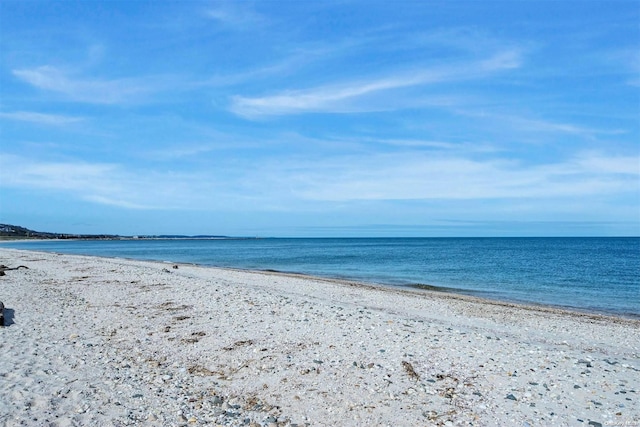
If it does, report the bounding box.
[0,248,638,426]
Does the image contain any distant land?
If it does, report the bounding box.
[0,224,230,240]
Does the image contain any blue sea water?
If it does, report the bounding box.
[2,237,638,317]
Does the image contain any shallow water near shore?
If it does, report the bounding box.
[3,237,638,317]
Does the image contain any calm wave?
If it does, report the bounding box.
[3,237,638,317]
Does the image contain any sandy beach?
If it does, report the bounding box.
[0,248,638,427]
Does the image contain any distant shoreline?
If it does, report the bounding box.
[0,236,258,242]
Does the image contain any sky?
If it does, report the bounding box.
[0,1,639,237]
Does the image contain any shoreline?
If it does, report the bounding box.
[3,245,638,321]
[250,267,640,322]
[1,248,639,426]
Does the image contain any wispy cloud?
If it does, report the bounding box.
[230,49,523,117]
[146,144,218,160]
[1,148,637,214]
[201,43,347,88]
[351,136,500,152]
[573,151,640,175]
[618,48,640,87]
[0,155,155,209]
[12,66,163,105]
[0,111,83,126]
[0,154,240,210]
[204,3,266,29]
[453,109,625,140]
[82,195,152,210]
[246,151,639,202]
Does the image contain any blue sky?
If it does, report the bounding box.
[1,1,638,237]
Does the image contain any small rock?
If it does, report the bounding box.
[588,422,603,427]
[506,394,517,401]
[578,359,593,368]
[423,411,438,420]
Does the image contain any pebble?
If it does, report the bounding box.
[578,359,593,368]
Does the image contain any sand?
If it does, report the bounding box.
[0,248,638,427]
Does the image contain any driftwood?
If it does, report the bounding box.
[0,265,30,326]
[0,265,29,277]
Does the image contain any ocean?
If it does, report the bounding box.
[2,237,638,317]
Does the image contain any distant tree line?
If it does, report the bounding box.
[0,224,120,240]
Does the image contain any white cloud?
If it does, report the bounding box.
[573,151,640,175]
[2,149,636,213]
[353,137,499,152]
[1,155,117,191]
[204,3,266,28]
[452,109,624,139]
[246,151,639,202]
[83,195,152,210]
[478,49,522,71]
[230,50,523,117]
[12,66,161,104]
[603,47,640,87]
[0,154,241,210]
[0,155,155,209]
[0,111,83,126]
